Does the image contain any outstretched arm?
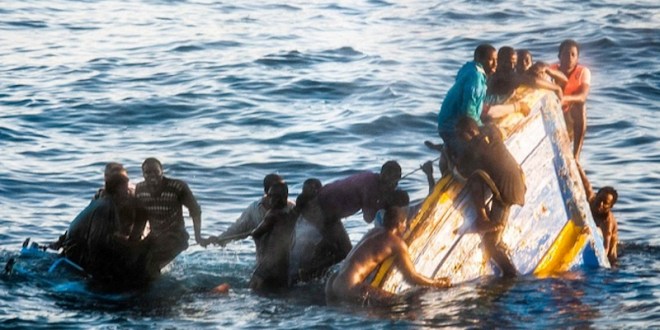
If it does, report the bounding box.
[215,201,263,244]
[519,73,563,100]
[395,239,450,288]
[421,161,435,195]
[180,182,203,244]
[129,203,149,241]
[577,163,594,202]
[545,67,568,87]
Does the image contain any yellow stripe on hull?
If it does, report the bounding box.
[534,220,589,277]
[367,87,610,293]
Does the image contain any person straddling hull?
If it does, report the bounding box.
[49,162,137,251]
[453,117,527,277]
[325,206,450,306]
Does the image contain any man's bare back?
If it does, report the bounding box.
[326,207,449,306]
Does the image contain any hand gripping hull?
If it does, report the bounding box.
[370,89,610,294]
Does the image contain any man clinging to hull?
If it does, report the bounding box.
[325,206,450,306]
[578,164,619,265]
[453,116,526,277]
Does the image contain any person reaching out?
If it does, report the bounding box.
[204,173,294,247]
[325,206,450,306]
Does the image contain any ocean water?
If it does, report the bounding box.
[1,0,659,328]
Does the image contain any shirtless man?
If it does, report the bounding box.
[578,165,619,265]
[135,157,206,270]
[249,181,297,291]
[316,160,402,262]
[325,206,450,306]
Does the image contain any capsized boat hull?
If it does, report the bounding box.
[370,89,609,293]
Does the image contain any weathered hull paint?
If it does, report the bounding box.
[371,88,609,294]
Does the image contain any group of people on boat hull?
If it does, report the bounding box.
[432,39,618,278]
[46,39,618,305]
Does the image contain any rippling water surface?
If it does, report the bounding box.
[1,0,659,328]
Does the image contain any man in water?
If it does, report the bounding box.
[62,163,153,284]
[49,162,137,251]
[458,117,526,277]
[578,165,619,265]
[325,206,450,306]
[93,162,135,200]
[135,157,206,270]
[249,181,297,292]
[204,173,294,247]
[316,160,402,262]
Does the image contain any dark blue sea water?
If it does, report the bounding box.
[1,0,658,328]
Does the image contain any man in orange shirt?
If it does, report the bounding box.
[547,39,592,160]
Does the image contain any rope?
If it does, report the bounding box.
[400,156,441,180]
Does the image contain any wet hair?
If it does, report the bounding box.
[517,49,532,62]
[104,162,125,178]
[383,206,405,230]
[302,178,322,192]
[263,173,284,194]
[268,181,289,209]
[558,39,580,56]
[529,61,547,77]
[142,157,162,170]
[497,46,516,67]
[269,181,289,195]
[381,160,402,178]
[105,171,129,195]
[597,186,618,204]
[474,44,496,62]
[386,189,410,208]
[296,178,322,211]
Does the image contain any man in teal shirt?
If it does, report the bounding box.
[437,44,497,143]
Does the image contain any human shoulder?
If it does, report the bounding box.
[165,176,186,188]
[460,61,483,79]
[577,65,591,85]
